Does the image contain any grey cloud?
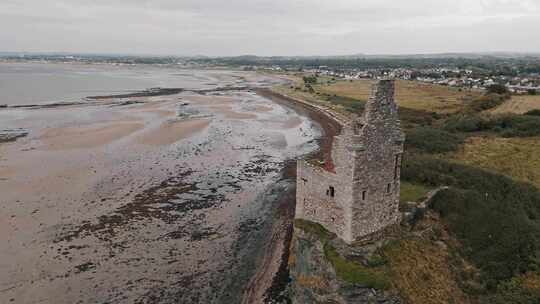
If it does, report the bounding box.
[0,0,538,55]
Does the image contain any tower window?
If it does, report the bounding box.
[394,154,401,181]
[362,190,367,201]
[387,183,391,193]
[327,186,335,198]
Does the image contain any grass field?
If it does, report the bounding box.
[400,182,431,203]
[275,74,540,303]
[450,136,540,189]
[314,79,479,113]
[491,95,540,114]
[382,239,468,304]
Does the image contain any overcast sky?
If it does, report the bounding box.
[1,0,539,56]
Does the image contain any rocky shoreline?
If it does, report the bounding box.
[241,89,342,304]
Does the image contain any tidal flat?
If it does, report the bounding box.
[0,65,320,303]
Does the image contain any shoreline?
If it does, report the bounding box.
[242,88,342,303]
[0,73,319,303]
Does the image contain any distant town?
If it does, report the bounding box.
[2,52,539,94]
[285,66,540,94]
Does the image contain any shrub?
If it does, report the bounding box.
[443,113,540,137]
[398,108,439,127]
[443,114,489,133]
[402,155,540,290]
[494,114,540,137]
[486,274,540,304]
[405,127,464,153]
[324,95,365,113]
[525,109,540,116]
[467,94,508,112]
[486,84,509,95]
[303,75,317,84]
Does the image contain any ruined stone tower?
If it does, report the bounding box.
[296,80,405,244]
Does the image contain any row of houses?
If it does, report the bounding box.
[301,66,540,94]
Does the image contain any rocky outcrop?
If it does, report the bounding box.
[0,128,28,143]
[289,220,401,304]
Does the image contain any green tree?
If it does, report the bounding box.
[486,84,509,95]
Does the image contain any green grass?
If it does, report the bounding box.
[487,273,540,304]
[400,182,431,203]
[450,136,540,189]
[381,239,470,304]
[294,219,334,242]
[443,113,540,137]
[315,79,478,114]
[321,94,365,113]
[323,243,390,290]
[295,219,390,290]
[284,73,540,302]
[403,154,540,290]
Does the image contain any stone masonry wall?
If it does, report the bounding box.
[296,79,404,244]
[296,161,351,241]
[349,80,404,241]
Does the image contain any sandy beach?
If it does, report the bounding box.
[0,68,320,303]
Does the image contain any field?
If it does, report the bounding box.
[272,73,540,304]
[382,239,469,304]
[491,94,540,114]
[450,136,540,189]
[314,79,479,113]
[400,182,431,204]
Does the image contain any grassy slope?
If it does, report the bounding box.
[491,95,540,114]
[450,136,540,189]
[382,238,469,304]
[275,74,540,303]
[293,219,390,290]
[314,79,479,114]
[400,182,431,203]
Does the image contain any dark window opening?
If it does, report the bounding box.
[394,154,401,181]
[362,190,367,200]
[301,178,308,184]
[387,183,391,193]
[326,186,335,198]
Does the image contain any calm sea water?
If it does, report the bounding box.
[0,62,238,106]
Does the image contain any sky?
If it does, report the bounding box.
[1,0,539,56]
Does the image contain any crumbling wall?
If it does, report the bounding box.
[349,80,404,241]
[296,161,351,241]
[295,79,404,244]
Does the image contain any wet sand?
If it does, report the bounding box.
[41,121,144,150]
[136,118,210,146]
[0,71,318,304]
[241,89,342,304]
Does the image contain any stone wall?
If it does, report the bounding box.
[296,161,351,241]
[296,79,404,244]
[348,80,404,241]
